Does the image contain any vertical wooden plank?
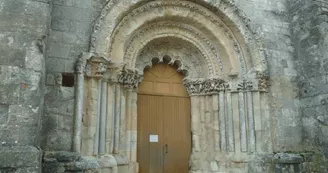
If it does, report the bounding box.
[163,96,174,173]
[163,96,190,173]
[137,95,149,173]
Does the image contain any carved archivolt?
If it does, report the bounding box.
[107,1,248,77]
[124,22,222,76]
[136,39,207,78]
[90,0,267,77]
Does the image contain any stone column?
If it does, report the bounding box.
[124,89,132,159]
[99,81,108,154]
[130,91,138,162]
[113,84,121,154]
[190,96,201,152]
[75,55,110,156]
[184,78,228,153]
[94,80,101,155]
[73,56,86,152]
[106,83,115,154]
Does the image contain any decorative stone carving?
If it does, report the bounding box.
[183,78,229,96]
[124,22,220,76]
[257,72,269,92]
[118,66,143,90]
[136,38,206,78]
[236,79,254,91]
[84,56,110,78]
[76,57,87,74]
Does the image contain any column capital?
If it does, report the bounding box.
[117,66,143,90]
[183,77,229,96]
[76,52,111,78]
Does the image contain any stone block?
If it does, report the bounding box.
[62,32,78,44]
[48,42,70,58]
[53,0,92,9]
[8,105,40,125]
[57,115,73,131]
[0,47,26,67]
[117,165,129,173]
[54,5,85,21]
[44,151,81,162]
[25,50,44,72]
[69,20,92,34]
[0,83,20,105]
[272,153,304,164]
[0,104,9,125]
[97,155,117,168]
[0,146,41,169]
[42,162,65,173]
[46,57,66,72]
[46,73,55,86]
[65,157,100,171]
[43,130,72,151]
[51,18,72,32]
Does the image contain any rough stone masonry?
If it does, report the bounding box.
[0,0,327,173]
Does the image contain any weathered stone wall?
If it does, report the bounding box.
[0,0,328,172]
[289,0,328,172]
[41,0,104,151]
[0,0,51,172]
[235,0,301,152]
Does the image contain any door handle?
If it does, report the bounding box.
[165,144,168,154]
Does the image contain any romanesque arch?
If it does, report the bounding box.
[74,0,271,172]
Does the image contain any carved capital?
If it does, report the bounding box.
[236,79,254,92]
[75,52,111,78]
[230,75,269,93]
[257,72,269,92]
[84,56,110,78]
[183,78,229,96]
[76,52,95,74]
[117,66,143,90]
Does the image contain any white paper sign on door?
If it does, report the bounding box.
[149,135,158,143]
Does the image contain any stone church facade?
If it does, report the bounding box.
[0,0,328,172]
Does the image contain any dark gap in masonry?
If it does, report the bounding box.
[62,73,75,87]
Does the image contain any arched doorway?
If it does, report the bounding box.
[137,63,191,173]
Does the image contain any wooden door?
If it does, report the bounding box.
[137,64,191,173]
